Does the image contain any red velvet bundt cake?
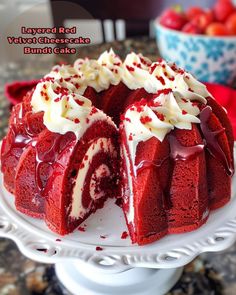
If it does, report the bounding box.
[0,49,234,245]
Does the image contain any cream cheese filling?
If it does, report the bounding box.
[69,137,116,219]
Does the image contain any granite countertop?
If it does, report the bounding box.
[0,38,236,295]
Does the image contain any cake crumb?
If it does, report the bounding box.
[55,239,61,242]
[96,246,103,251]
[100,235,107,239]
[121,231,129,239]
[78,226,86,232]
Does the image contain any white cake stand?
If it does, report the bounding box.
[0,146,236,295]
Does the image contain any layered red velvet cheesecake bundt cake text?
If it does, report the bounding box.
[0,49,234,245]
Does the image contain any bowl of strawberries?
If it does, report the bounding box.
[155,0,236,85]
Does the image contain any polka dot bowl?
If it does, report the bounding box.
[155,21,236,85]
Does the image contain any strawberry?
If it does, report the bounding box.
[225,12,236,34]
[192,10,215,31]
[182,22,202,34]
[186,6,204,20]
[160,8,187,30]
[214,0,235,22]
[206,22,230,36]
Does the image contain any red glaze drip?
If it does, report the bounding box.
[135,107,233,176]
[10,113,35,149]
[135,135,204,174]
[34,133,75,191]
[1,110,38,172]
[166,135,204,209]
[169,134,205,161]
[200,106,233,176]
[136,158,167,174]
[135,134,205,210]
[13,134,32,149]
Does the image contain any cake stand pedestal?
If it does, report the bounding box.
[55,260,183,295]
[0,146,236,295]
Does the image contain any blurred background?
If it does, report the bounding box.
[0,0,216,63]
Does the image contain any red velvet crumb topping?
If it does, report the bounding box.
[120,114,131,122]
[133,62,141,68]
[90,107,98,115]
[140,116,152,124]
[149,63,158,74]
[140,56,151,66]
[156,88,172,96]
[148,100,161,107]
[156,113,165,121]
[80,163,85,169]
[74,118,80,124]
[75,99,84,106]
[126,65,135,72]
[40,76,54,83]
[156,76,166,85]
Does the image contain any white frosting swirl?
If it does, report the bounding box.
[73,48,123,92]
[149,60,209,103]
[123,89,205,165]
[31,79,115,139]
[31,50,211,143]
[121,53,156,92]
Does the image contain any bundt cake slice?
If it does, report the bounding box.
[14,86,119,233]
[121,133,170,245]
[44,120,118,234]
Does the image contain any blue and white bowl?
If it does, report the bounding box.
[155,21,236,85]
